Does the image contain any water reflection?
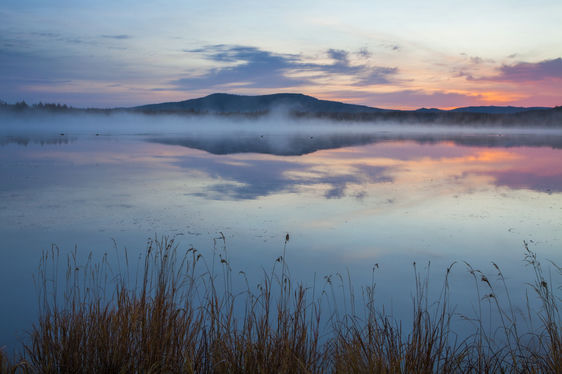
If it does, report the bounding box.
[0,134,76,146]
[2,133,561,197]
[490,171,562,193]
[471,147,562,193]
[171,154,392,200]
[1,130,562,352]
[158,141,562,198]
[149,131,562,156]
[146,129,562,196]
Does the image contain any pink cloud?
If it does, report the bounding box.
[328,90,483,109]
[469,58,562,82]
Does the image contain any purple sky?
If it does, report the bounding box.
[1,0,561,109]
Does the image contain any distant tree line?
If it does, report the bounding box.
[291,107,562,127]
[0,100,73,112]
[1,99,561,126]
[0,100,116,115]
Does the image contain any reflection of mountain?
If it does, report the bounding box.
[149,132,562,156]
[0,135,75,146]
[150,133,382,156]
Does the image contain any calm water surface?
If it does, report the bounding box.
[1,116,562,350]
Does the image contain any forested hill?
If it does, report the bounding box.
[133,93,386,114]
[1,95,561,126]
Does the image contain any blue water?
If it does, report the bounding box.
[1,115,561,352]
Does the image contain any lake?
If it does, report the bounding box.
[1,112,562,351]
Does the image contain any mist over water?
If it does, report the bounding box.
[1,111,562,352]
[2,110,562,152]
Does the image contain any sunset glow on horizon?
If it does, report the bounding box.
[1,0,561,109]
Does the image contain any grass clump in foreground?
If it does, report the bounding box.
[1,236,560,373]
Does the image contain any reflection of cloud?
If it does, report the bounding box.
[323,165,392,199]
[170,152,392,200]
[355,165,394,183]
[168,134,562,200]
[174,156,306,199]
[173,45,397,90]
[468,58,562,82]
[485,171,562,192]
[160,132,560,198]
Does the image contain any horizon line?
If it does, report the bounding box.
[1,92,559,112]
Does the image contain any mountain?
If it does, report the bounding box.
[3,94,560,126]
[415,108,443,113]
[449,106,551,114]
[3,93,555,116]
[134,93,387,114]
[133,93,555,115]
[415,106,551,114]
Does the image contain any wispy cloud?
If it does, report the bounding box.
[327,49,349,65]
[468,58,562,82]
[171,45,397,91]
[470,56,483,64]
[101,34,131,40]
[334,89,482,109]
[27,31,87,45]
[354,67,398,85]
[356,47,371,58]
[172,45,306,89]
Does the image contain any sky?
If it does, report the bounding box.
[1,0,561,109]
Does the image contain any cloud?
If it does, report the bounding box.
[0,47,151,106]
[26,31,87,45]
[33,32,60,38]
[0,49,142,84]
[470,56,483,64]
[333,89,482,109]
[355,67,398,85]
[173,45,306,89]
[469,58,562,82]
[100,34,131,40]
[172,45,397,90]
[327,49,349,65]
[356,47,371,58]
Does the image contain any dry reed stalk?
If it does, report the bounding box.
[9,236,560,373]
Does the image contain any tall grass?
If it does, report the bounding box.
[1,236,560,373]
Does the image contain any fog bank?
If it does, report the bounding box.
[2,111,562,154]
